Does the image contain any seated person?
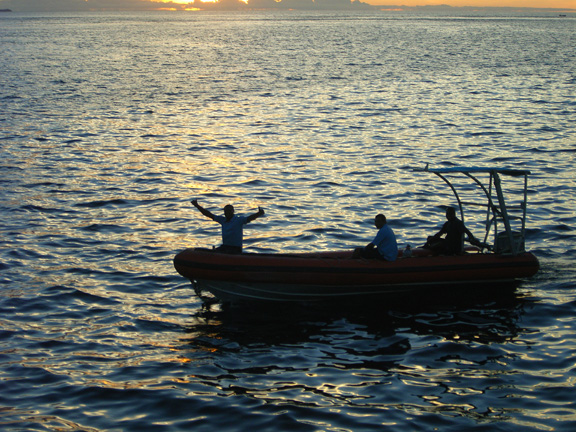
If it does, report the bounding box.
[355,214,398,261]
[425,207,479,255]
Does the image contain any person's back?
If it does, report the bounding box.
[442,217,466,255]
[213,213,247,250]
[373,222,398,261]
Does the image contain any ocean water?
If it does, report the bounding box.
[1,10,575,432]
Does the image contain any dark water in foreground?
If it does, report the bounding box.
[1,11,575,431]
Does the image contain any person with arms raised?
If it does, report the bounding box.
[191,200,265,254]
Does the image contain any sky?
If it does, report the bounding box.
[0,0,574,12]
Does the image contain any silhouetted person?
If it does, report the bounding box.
[426,207,478,255]
[356,214,398,261]
[191,200,265,253]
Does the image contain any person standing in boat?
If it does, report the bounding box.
[191,200,265,254]
[356,214,398,261]
[426,206,478,255]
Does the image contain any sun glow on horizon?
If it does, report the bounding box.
[159,0,216,4]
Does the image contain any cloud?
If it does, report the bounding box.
[0,0,373,12]
[0,0,189,12]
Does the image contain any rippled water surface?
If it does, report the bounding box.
[1,10,575,432]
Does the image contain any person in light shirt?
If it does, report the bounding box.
[356,213,398,261]
[191,200,265,254]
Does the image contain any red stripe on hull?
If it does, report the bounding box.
[174,248,539,288]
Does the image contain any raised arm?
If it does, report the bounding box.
[191,200,216,220]
[247,206,265,223]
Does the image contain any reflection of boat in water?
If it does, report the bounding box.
[174,166,539,302]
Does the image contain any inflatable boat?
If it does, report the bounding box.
[174,166,540,302]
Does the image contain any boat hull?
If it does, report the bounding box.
[173,248,540,302]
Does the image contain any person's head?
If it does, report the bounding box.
[374,214,387,229]
[224,204,235,220]
[445,207,456,221]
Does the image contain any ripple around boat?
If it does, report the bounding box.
[175,166,540,302]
